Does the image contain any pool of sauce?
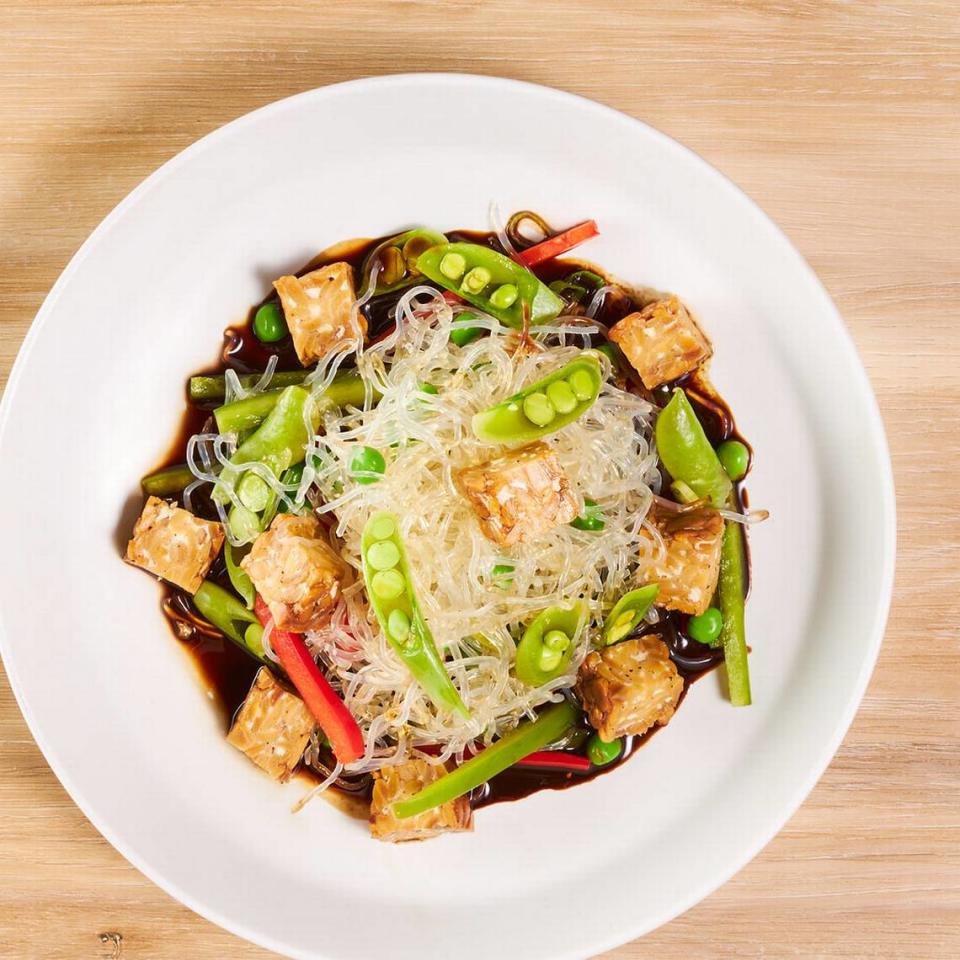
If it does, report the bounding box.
[146,223,749,814]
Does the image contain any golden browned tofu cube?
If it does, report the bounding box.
[576,633,683,741]
[125,496,224,594]
[456,441,577,547]
[608,296,712,388]
[226,667,315,782]
[273,262,364,367]
[241,514,347,632]
[639,507,724,615]
[370,759,473,843]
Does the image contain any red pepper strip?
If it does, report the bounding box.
[418,743,591,773]
[254,596,364,765]
[518,750,592,773]
[517,220,600,268]
[442,290,463,305]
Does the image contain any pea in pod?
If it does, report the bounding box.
[514,601,587,687]
[416,242,564,328]
[601,584,659,645]
[472,353,603,444]
[362,228,447,295]
[361,511,469,718]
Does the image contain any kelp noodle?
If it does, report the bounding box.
[297,290,664,773]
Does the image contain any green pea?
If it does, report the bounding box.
[253,302,287,343]
[451,325,483,347]
[387,607,411,643]
[522,392,556,427]
[688,607,723,645]
[420,382,439,395]
[371,569,405,601]
[568,369,595,401]
[367,540,400,571]
[489,283,519,309]
[491,563,515,589]
[717,440,750,481]
[586,733,622,767]
[545,380,577,414]
[368,513,396,541]
[543,629,570,652]
[439,252,466,280]
[237,473,271,512]
[462,266,492,294]
[538,648,563,672]
[570,498,605,531]
[350,446,386,485]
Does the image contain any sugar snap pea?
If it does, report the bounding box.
[360,511,469,718]
[514,601,587,687]
[472,353,603,444]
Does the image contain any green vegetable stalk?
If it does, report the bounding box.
[393,700,578,819]
[656,389,751,706]
[189,369,308,402]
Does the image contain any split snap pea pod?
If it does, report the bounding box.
[393,700,578,819]
[472,353,603,444]
[141,463,194,497]
[655,389,732,508]
[189,370,308,403]
[214,369,372,435]
[655,389,750,706]
[417,242,564,328]
[224,542,255,609]
[361,511,469,718]
[514,601,587,687]
[362,228,447,295]
[193,580,268,665]
[602,584,659,646]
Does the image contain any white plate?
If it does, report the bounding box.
[0,75,895,959]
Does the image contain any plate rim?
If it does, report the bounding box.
[0,72,896,959]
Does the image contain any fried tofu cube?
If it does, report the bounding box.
[608,296,712,388]
[125,496,224,593]
[370,758,473,843]
[639,507,724,615]
[241,513,347,633]
[576,633,683,741]
[274,262,364,367]
[227,667,315,782]
[456,441,577,547]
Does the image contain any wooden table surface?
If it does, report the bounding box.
[1,2,958,958]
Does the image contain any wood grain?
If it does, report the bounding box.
[1,1,958,957]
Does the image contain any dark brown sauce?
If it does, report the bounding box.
[146,222,749,815]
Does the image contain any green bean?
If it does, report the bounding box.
[213,369,371,435]
[189,369,308,402]
[472,353,603,444]
[141,464,194,497]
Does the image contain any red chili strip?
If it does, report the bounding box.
[517,220,600,268]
